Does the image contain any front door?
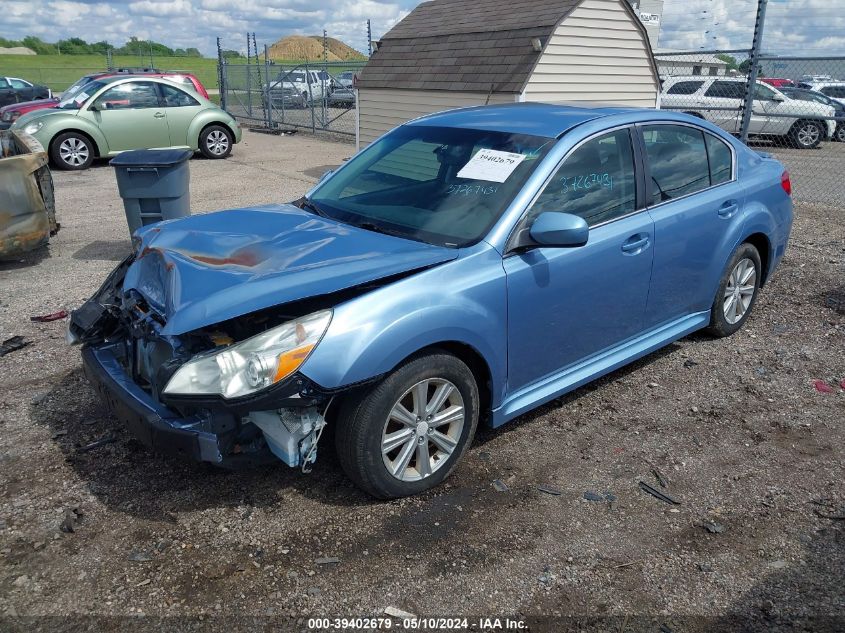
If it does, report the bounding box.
[157,83,204,147]
[504,128,654,393]
[702,79,745,133]
[85,81,171,152]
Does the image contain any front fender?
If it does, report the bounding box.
[300,245,509,408]
[38,115,110,155]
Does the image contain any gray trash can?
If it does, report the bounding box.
[110,149,192,235]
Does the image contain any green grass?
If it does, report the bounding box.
[0,55,221,91]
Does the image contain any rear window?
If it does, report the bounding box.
[667,81,704,95]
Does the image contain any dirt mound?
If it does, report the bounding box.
[266,35,365,62]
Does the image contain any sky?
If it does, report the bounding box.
[2,0,844,58]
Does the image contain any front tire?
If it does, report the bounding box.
[705,243,762,338]
[335,352,479,499]
[199,125,233,159]
[50,132,94,170]
[835,124,845,143]
[788,120,823,149]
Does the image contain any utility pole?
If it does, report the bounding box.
[148,40,154,69]
[739,0,768,143]
[216,37,226,111]
[367,20,373,56]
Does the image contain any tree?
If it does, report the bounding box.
[716,54,738,71]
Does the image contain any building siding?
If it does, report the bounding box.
[522,0,658,106]
[357,89,517,148]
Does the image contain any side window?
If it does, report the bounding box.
[823,86,845,98]
[95,82,160,110]
[0,78,9,88]
[705,133,733,185]
[753,83,776,100]
[532,129,637,227]
[642,125,710,204]
[160,84,199,107]
[667,81,704,95]
[705,81,745,99]
[9,79,30,89]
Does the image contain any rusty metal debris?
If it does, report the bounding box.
[30,310,69,323]
[0,131,59,258]
[638,481,681,505]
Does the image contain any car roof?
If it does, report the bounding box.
[407,102,642,138]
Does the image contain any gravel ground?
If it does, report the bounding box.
[0,131,843,632]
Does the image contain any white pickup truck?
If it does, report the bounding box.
[266,69,335,107]
[661,76,836,149]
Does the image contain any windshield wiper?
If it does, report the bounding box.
[296,197,329,218]
[355,222,407,239]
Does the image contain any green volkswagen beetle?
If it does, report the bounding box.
[11,76,242,170]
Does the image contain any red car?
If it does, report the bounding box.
[761,78,796,88]
[0,69,209,129]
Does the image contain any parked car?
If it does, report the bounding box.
[11,76,240,170]
[327,86,355,108]
[0,130,58,258]
[0,76,52,108]
[780,86,845,142]
[69,104,793,498]
[761,78,795,88]
[661,76,836,148]
[265,69,334,106]
[335,71,356,88]
[798,82,845,107]
[0,70,209,129]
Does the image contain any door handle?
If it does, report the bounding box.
[718,201,739,218]
[153,112,165,119]
[621,235,650,254]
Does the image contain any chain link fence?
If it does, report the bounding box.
[656,50,845,206]
[220,60,366,138]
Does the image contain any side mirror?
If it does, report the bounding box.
[511,212,589,251]
[772,93,785,102]
[88,102,99,112]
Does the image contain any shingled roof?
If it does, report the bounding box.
[357,0,586,93]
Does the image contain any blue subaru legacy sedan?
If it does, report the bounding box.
[70,103,793,498]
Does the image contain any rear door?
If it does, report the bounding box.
[84,81,172,152]
[703,80,745,133]
[639,123,744,327]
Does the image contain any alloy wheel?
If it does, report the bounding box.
[723,257,757,324]
[206,130,229,156]
[59,137,89,167]
[381,378,465,482]
[796,123,820,147]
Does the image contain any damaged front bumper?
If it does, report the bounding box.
[71,259,335,471]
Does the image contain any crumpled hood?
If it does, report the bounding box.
[123,204,457,335]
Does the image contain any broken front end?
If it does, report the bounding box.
[68,256,335,470]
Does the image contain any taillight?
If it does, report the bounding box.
[781,171,792,196]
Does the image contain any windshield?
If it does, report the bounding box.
[58,80,107,109]
[309,125,554,247]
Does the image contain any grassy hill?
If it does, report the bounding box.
[266,35,366,62]
[0,54,220,91]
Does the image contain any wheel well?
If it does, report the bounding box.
[50,129,100,157]
[428,342,493,420]
[743,233,771,286]
[199,121,235,142]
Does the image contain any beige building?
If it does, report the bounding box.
[355,0,660,148]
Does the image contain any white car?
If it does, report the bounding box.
[798,82,845,107]
[661,76,836,149]
[265,69,334,106]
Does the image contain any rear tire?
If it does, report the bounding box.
[835,125,845,143]
[50,132,94,170]
[335,352,479,499]
[704,243,762,338]
[788,120,823,149]
[199,125,233,159]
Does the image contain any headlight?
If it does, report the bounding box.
[23,121,43,135]
[163,310,332,399]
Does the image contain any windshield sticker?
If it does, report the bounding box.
[457,149,527,183]
[447,184,499,196]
